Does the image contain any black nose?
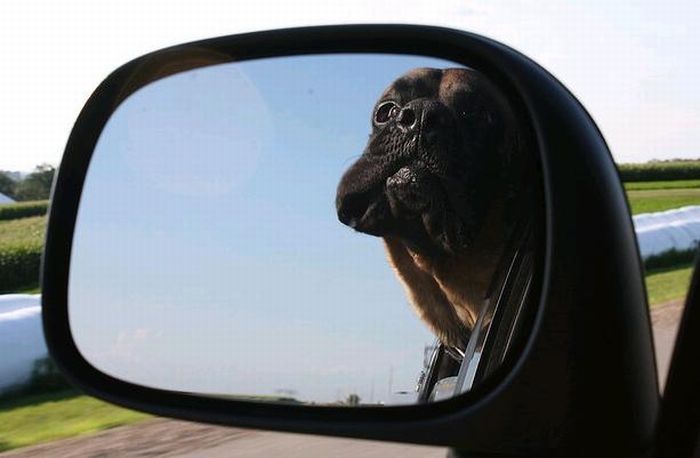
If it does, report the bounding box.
[396,106,417,129]
[395,99,450,134]
[336,190,372,228]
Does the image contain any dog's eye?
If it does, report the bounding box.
[374,101,400,125]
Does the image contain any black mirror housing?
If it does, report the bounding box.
[41,24,658,456]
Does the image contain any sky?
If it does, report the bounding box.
[68,55,453,403]
[1,0,699,172]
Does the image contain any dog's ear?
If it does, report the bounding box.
[498,95,538,227]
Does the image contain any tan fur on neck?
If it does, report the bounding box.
[382,204,507,348]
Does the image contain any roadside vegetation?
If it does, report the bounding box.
[644,263,695,306]
[0,164,54,203]
[624,179,700,191]
[0,200,48,221]
[0,215,46,293]
[0,391,149,452]
[0,161,699,452]
[0,165,53,293]
[0,358,151,452]
[643,248,697,272]
[626,188,700,215]
[618,159,700,182]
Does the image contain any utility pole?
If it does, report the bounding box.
[388,366,394,398]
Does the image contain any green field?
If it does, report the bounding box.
[624,179,700,191]
[626,187,700,214]
[645,264,694,306]
[0,216,46,251]
[0,391,149,452]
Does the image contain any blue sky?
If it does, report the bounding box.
[69,55,455,403]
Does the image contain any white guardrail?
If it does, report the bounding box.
[1,205,700,394]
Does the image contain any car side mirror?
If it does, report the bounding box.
[42,25,658,456]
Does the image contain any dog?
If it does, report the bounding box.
[336,67,534,349]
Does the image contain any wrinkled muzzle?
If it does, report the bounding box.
[335,155,395,236]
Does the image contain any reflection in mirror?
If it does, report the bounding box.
[69,54,542,406]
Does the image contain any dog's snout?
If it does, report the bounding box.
[336,190,372,227]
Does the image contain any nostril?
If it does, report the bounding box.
[337,191,371,227]
[396,107,417,129]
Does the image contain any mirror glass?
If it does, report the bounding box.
[69,54,542,406]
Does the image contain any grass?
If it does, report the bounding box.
[16,284,41,294]
[624,179,700,191]
[645,263,695,306]
[625,187,700,214]
[0,391,150,452]
[0,216,46,250]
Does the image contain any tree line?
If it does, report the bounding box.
[0,164,55,201]
[617,159,700,182]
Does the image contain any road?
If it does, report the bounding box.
[2,300,684,458]
[650,299,684,389]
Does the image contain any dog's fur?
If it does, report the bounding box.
[336,68,532,349]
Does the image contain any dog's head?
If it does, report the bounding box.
[336,67,520,256]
